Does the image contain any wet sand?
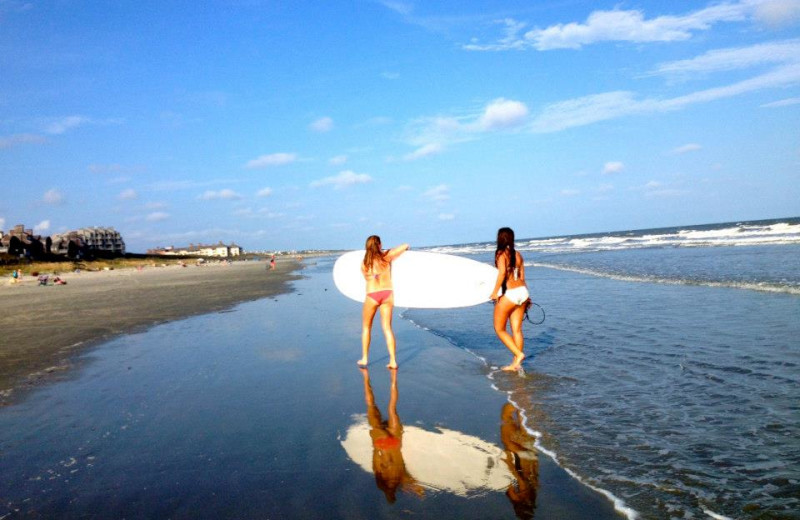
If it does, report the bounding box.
[0,260,301,404]
[0,256,624,519]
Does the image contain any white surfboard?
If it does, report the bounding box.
[332,250,497,309]
[340,414,514,497]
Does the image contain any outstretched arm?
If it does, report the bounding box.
[385,243,410,261]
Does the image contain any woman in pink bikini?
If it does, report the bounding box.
[490,227,530,371]
[358,235,409,369]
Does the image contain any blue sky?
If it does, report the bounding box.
[1,0,799,252]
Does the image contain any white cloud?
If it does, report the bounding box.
[477,98,529,130]
[329,154,348,165]
[762,96,800,107]
[244,152,297,169]
[381,71,400,80]
[672,143,702,154]
[405,97,529,153]
[33,220,50,232]
[146,211,170,222]
[561,189,580,196]
[531,58,800,132]
[404,143,443,161]
[438,213,455,220]
[0,133,46,149]
[310,170,372,189]
[423,184,450,202]
[119,188,138,200]
[43,188,64,205]
[45,115,89,135]
[650,38,800,77]
[310,117,334,133]
[146,202,168,210]
[256,187,273,197]
[199,189,242,200]
[602,161,625,175]
[751,0,800,27]
[465,2,772,51]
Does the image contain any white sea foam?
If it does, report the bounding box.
[427,220,800,255]
[530,262,800,295]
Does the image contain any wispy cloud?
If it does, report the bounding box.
[464,1,778,51]
[672,143,702,154]
[45,115,90,135]
[530,40,800,133]
[423,184,450,202]
[310,170,372,189]
[33,220,50,233]
[761,96,800,107]
[43,188,64,205]
[602,161,625,175]
[329,154,348,165]
[244,152,297,169]
[404,143,443,161]
[310,116,334,133]
[0,133,46,149]
[405,98,529,157]
[199,189,243,201]
[146,211,170,222]
[118,188,138,200]
[256,187,273,197]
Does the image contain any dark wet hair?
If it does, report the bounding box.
[495,227,516,294]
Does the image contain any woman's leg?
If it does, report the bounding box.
[494,298,525,370]
[507,304,527,370]
[360,299,379,366]
[379,302,398,369]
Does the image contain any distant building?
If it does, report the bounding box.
[0,224,124,259]
[51,227,125,257]
[148,241,242,258]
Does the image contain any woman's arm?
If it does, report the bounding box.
[490,252,507,301]
[385,243,410,261]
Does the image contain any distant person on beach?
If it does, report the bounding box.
[358,235,409,369]
[11,269,20,284]
[361,367,424,502]
[270,255,276,270]
[490,227,530,371]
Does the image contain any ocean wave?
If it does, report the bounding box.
[426,219,800,255]
[530,262,800,295]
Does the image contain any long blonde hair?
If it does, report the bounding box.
[363,235,387,272]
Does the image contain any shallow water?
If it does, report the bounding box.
[0,260,621,519]
[404,244,800,519]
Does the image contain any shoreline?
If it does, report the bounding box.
[0,259,302,405]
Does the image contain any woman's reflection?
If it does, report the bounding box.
[360,367,425,503]
[500,402,539,519]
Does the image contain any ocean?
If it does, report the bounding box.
[405,217,800,519]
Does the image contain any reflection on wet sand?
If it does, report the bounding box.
[361,367,425,502]
[342,369,521,501]
[500,402,540,519]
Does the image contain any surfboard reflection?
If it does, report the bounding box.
[342,370,543,509]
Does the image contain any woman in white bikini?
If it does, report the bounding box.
[358,235,409,369]
[490,227,530,371]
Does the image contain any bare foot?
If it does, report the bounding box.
[357,358,368,367]
[386,362,398,370]
[501,354,525,371]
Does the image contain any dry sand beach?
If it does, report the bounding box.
[0,259,301,404]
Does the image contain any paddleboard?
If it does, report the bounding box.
[332,250,497,308]
[340,414,514,497]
